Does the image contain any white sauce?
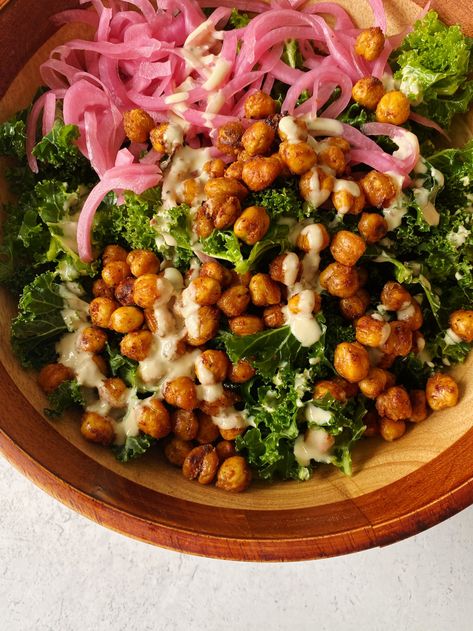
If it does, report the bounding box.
[305,404,333,426]
[282,252,300,286]
[278,116,307,144]
[211,407,249,430]
[56,328,104,389]
[160,146,211,210]
[162,123,184,155]
[294,428,335,465]
[196,383,224,402]
[195,355,216,385]
[282,305,322,347]
[444,328,462,346]
[397,302,415,322]
[447,225,470,248]
[305,116,343,136]
[303,167,332,208]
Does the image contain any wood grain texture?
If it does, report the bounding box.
[0,0,473,561]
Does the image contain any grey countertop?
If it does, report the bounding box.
[1,455,472,631]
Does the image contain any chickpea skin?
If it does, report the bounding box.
[126,249,160,277]
[269,252,301,286]
[319,262,360,298]
[194,206,214,239]
[359,368,388,399]
[120,330,154,361]
[138,398,171,439]
[217,285,251,317]
[449,309,473,342]
[195,350,229,384]
[115,277,136,306]
[38,363,74,394]
[279,141,317,175]
[409,390,429,423]
[216,440,237,462]
[102,261,131,288]
[356,315,391,347]
[263,304,285,328]
[216,456,252,492]
[381,281,412,311]
[164,437,193,467]
[186,306,220,346]
[379,418,406,442]
[241,121,275,157]
[249,273,281,307]
[191,276,222,306]
[123,108,154,143]
[99,377,128,408]
[229,359,256,383]
[216,121,244,157]
[317,145,346,177]
[213,196,242,230]
[313,379,348,402]
[358,212,388,244]
[397,299,423,331]
[339,288,371,320]
[241,156,282,191]
[200,261,233,288]
[109,306,144,333]
[380,321,413,356]
[204,176,248,202]
[376,386,412,421]
[80,412,115,446]
[352,76,386,110]
[355,27,385,61]
[163,376,199,410]
[92,278,115,300]
[79,326,108,354]
[360,171,397,208]
[102,245,128,266]
[234,206,270,245]
[332,187,366,216]
[426,373,459,411]
[376,91,411,126]
[244,91,277,119]
[299,167,334,205]
[182,444,219,484]
[229,315,264,336]
[89,297,118,328]
[330,230,366,267]
[132,274,162,309]
[334,342,370,383]
[225,160,244,180]
[171,409,199,441]
[196,413,221,444]
[204,158,226,179]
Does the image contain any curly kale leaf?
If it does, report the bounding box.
[45,380,85,418]
[0,114,27,160]
[247,177,304,219]
[105,343,139,388]
[113,434,156,463]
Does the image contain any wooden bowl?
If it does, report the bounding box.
[1,0,473,561]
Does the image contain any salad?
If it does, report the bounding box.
[1,0,473,493]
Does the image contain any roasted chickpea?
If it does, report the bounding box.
[230,270,252,287]
[225,160,244,180]
[199,389,238,417]
[183,177,199,206]
[263,304,285,328]
[92,278,115,299]
[355,27,385,61]
[359,368,388,399]
[332,187,366,216]
[78,326,107,354]
[120,330,153,361]
[278,116,308,142]
[182,444,219,484]
[426,373,459,411]
[196,413,220,444]
[380,321,413,357]
[241,156,282,191]
[163,376,198,411]
[217,285,251,318]
[339,288,371,320]
[249,273,281,307]
[334,342,370,383]
[137,397,171,439]
[229,359,256,383]
[299,167,334,205]
[216,121,244,157]
[379,417,406,442]
[319,262,360,298]
[213,196,242,230]
[205,176,248,202]
[244,91,277,119]
[376,386,412,421]
[317,145,346,176]
[186,306,220,346]
[38,363,74,394]
[89,297,118,328]
[190,276,222,306]
[356,315,391,347]
[279,141,317,175]
[330,230,366,267]
[102,261,131,288]
[288,290,321,315]
[171,409,199,441]
[216,440,237,462]
[202,157,225,179]
[313,379,347,402]
[164,437,193,467]
[216,456,252,492]
[114,276,136,306]
[409,390,429,423]
[358,212,388,244]
[126,249,160,277]
[397,299,423,331]
[229,315,264,336]
[92,354,108,376]
[376,90,410,126]
[363,409,380,438]
[241,121,275,157]
[102,245,128,266]
[269,252,301,286]
[149,122,169,153]
[132,273,163,309]
[449,309,473,342]
[99,377,127,408]
[80,412,115,446]
[381,281,412,311]
[123,108,154,143]
[334,377,359,399]
[200,261,232,288]
[234,205,270,245]
[352,76,385,110]
[360,171,397,208]
[377,352,396,369]
[109,306,144,333]
[296,223,330,253]
[195,350,229,384]
[194,206,214,239]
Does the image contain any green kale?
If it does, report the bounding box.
[338,103,371,128]
[45,379,84,418]
[0,114,27,160]
[105,343,139,388]
[227,8,251,29]
[282,39,304,70]
[152,202,194,269]
[113,434,156,463]
[247,177,304,219]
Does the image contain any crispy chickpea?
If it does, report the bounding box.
[355,27,385,61]
[244,91,277,118]
[334,377,359,399]
[356,315,391,347]
[99,377,127,408]
[339,288,370,320]
[80,412,115,446]
[332,187,366,216]
[380,321,413,356]
[426,373,459,411]
[279,141,317,175]
[203,158,226,179]
[381,281,412,311]
[182,444,219,484]
[220,427,246,441]
[225,160,244,180]
[102,261,131,288]
[114,277,136,306]
[196,413,220,444]
[269,252,301,286]
[330,230,366,267]
[123,108,154,143]
[229,315,264,336]
[216,456,252,492]
[230,270,252,287]
[296,223,330,253]
[263,304,285,328]
[363,409,380,438]
[109,306,144,333]
[449,309,473,342]
[241,121,275,157]
[89,297,118,328]
[126,250,160,277]
[213,196,242,230]
[199,389,238,417]
[205,177,248,203]
[229,359,256,383]
[200,261,232,288]
[137,398,171,439]
[377,352,396,369]
[376,91,410,126]
[79,326,108,354]
[92,354,108,376]
[409,390,429,423]
[164,437,193,467]
[376,386,412,421]
[132,273,163,309]
[149,122,169,153]
[313,379,347,402]
[195,350,229,385]
[171,409,199,441]
[359,368,388,399]
[186,306,220,346]
[358,212,388,244]
[38,363,74,394]
[334,342,370,383]
[278,116,308,142]
[249,273,281,307]
[299,167,334,204]
[217,285,250,317]
[216,440,237,462]
[102,245,128,266]
[92,278,115,300]
[216,121,244,157]
[120,330,153,361]
[318,145,346,177]
[319,262,360,298]
[241,156,282,191]
[234,205,270,245]
[163,376,198,410]
[288,290,321,315]
[379,418,406,442]
[190,276,222,306]
[195,206,214,239]
[397,299,423,331]
[352,76,385,110]
[360,171,397,208]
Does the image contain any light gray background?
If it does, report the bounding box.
[1,455,472,631]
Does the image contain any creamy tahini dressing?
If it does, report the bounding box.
[160,146,211,209]
[305,403,333,425]
[294,427,335,465]
[211,407,249,430]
